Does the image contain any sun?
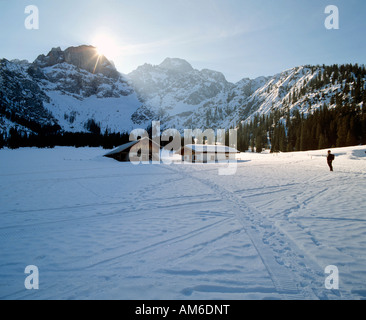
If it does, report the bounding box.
[92,33,119,59]
[95,46,105,57]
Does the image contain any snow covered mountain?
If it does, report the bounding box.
[127,58,233,127]
[1,46,144,135]
[1,45,365,137]
[231,65,365,121]
[127,61,365,131]
[180,65,365,130]
[126,58,282,130]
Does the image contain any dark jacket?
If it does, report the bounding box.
[327,154,335,162]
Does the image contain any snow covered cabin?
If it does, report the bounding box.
[177,144,240,163]
[104,137,161,162]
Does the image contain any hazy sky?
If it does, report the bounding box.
[0,0,365,82]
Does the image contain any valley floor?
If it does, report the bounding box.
[0,146,366,300]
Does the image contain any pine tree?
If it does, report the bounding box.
[316,122,323,147]
[354,76,362,103]
[336,118,348,147]
[0,133,4,149]
[299,124,307,151]
[318,134,328,150]
[102,128,114,149]
[336,94,343,109]
[250,135,255,152]
[362,113,366,144]
[279,124,287,152]
[8,128,21,149]
[346,131,357,147]
[256,135,263,153]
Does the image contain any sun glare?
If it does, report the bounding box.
[92,33,119,59]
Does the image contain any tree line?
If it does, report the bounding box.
[236,63,366,153]
[2,103,365,152]
[237,102,366,153]
[0,127,131,150]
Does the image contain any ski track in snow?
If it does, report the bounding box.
[164,165,330,300]
[0,146,365,300]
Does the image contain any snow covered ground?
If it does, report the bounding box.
[0,145,366,300]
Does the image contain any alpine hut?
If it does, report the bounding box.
[177,144,240,163]
[104,137,161,162]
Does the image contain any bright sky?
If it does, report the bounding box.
[0,0,365,82]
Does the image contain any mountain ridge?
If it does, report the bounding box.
[1,45,365,138]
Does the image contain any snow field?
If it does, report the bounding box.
[0,145,365,299]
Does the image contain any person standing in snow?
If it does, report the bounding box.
[327,150,335,171]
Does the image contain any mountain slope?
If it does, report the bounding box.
[0,46,144,135]
[127,58,234,128]
[0,59,59,135]
[1,46,365,137]
[186,64,366,130]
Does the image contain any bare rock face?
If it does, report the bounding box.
[128,57,233,108]
[34,46,119,79]
[159,58,194,73]
[34,47,65,68]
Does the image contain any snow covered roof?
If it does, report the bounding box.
[104,140,140,157]
[182,144,239,154]
[103,137,162,157]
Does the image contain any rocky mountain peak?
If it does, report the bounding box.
[33,45,119,79]
[159,58,194,73]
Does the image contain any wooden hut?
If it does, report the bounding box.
[177,144,239,163]
[104,137,160,162]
